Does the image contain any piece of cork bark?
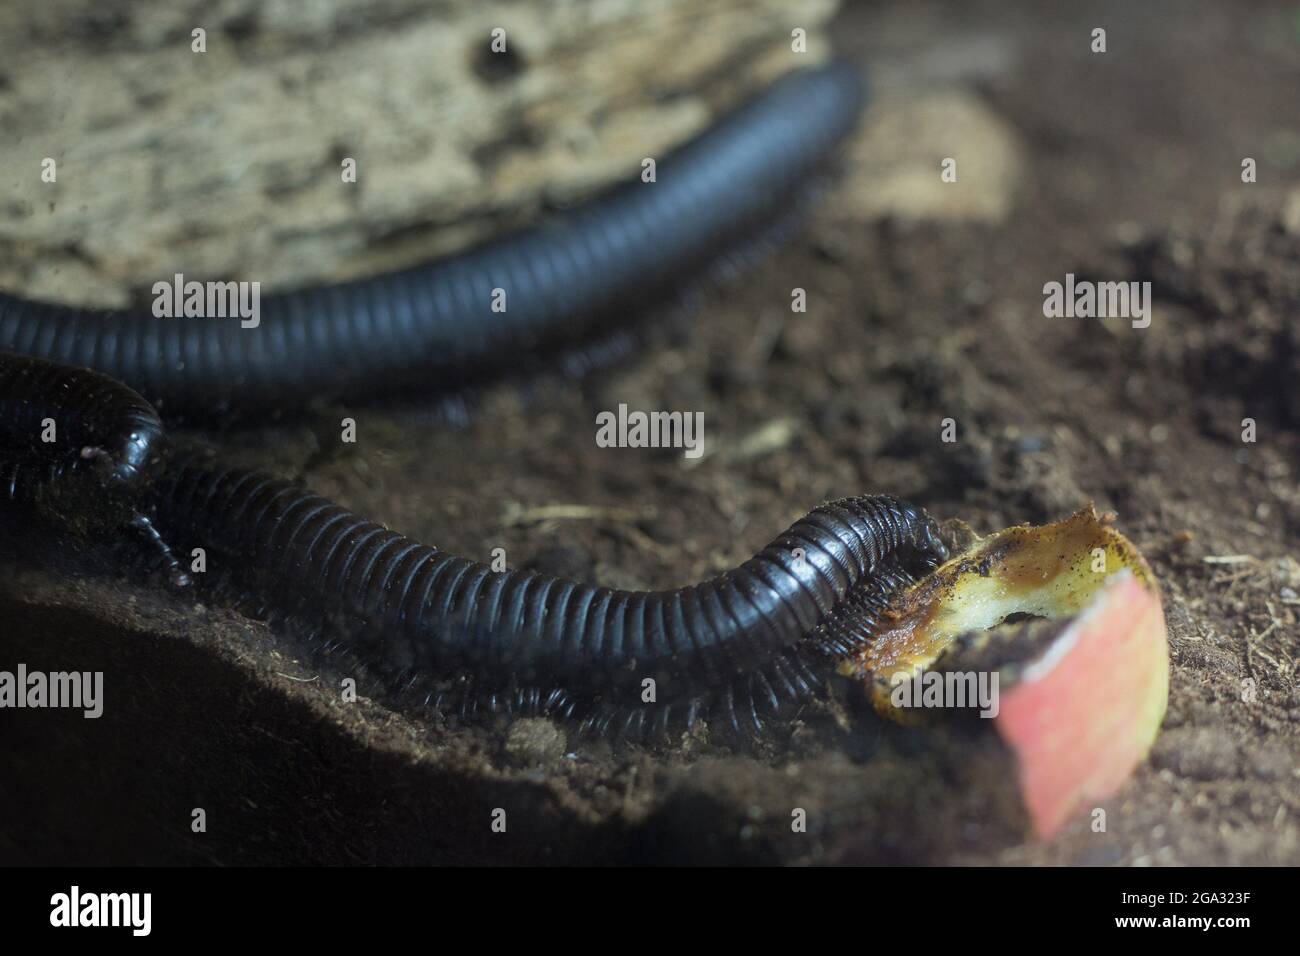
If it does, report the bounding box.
[0,0,838,305]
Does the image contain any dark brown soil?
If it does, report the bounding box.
[2,0,1298,865]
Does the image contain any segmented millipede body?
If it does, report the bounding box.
[0,64,867,411]
[0,63,947,738]
[152,449,947,734]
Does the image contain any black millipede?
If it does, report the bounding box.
[0,62,950,740]
[151,449,947,736]
[0,353,947,738]
[0,63,866,412]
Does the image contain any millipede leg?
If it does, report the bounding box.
[128,512,193,590]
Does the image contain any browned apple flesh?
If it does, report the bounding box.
[840,506,1169,838]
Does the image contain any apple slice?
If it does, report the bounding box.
[839,506,1169,839]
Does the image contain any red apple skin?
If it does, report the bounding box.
[993,573,1169,839]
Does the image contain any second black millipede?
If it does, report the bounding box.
[0,63,867,411]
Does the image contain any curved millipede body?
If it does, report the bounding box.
[0,63,947,738]
[152,449,947,733]
[0,349,949,737]
[0,64,866,411]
